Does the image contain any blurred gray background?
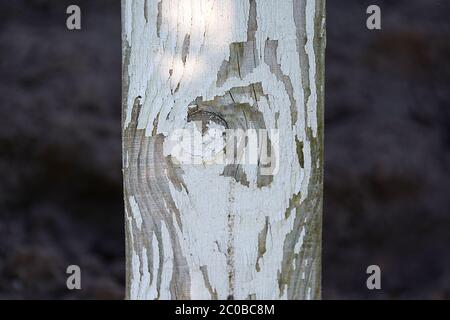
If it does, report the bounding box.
[0,0,449,299]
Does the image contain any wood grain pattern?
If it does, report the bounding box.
[122,0,325,300]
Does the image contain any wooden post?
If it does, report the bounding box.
[122,0,325,300]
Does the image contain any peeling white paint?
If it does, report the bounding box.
[138,247,151,298]
[305,0,318,137]
[123,0,323,300]
[159,222,174,299]
[130,250,140,299]
[129,196,143,230]
[148,233,160,299]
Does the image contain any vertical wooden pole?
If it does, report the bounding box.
[122,0,325,300]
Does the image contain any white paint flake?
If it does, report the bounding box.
[129,196,143,229]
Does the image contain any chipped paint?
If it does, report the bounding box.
[122,0,324,300]
[129,196,143,230]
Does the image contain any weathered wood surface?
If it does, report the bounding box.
[122,0,325,300]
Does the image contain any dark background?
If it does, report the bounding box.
[0,0,449,299]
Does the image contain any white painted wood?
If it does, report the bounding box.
[122,0,325,300]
